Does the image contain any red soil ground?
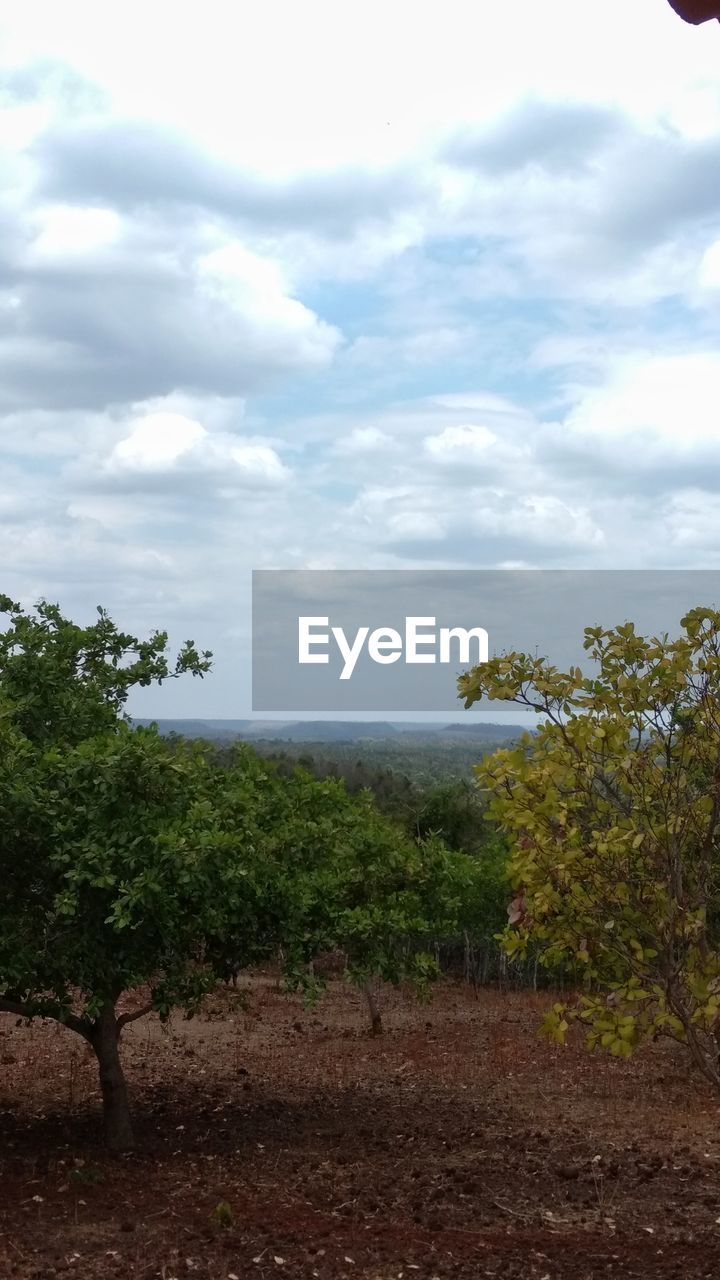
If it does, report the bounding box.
[2,977,720,1279]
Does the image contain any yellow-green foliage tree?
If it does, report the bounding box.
[459,607,720,1088]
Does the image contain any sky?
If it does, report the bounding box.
[1,1,720,718]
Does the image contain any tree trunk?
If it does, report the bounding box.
[90,1003,134,1151]
[276,946,286,990]
[463,931,472,985]
[362,980,383,1036]
[498,950,507,992]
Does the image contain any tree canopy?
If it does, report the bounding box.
[459,607,720,1089]
[0,598,476,1149]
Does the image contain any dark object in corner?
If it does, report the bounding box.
[666,0,720,23]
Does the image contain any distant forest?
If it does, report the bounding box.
[136,718,528,787]
[248,737,499,787]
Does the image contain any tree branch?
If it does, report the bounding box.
[0,998,35,1020]
[0,999,92,1040]
[116,1003,153,1033]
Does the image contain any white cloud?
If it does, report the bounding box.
[471,493,605,551]
[228,443,289,484]
[698,237,720,291]
[111,412,206,469]
[333,427,394,456]
[106,411,289,488]
[30,203,121,259]
[1,3,720,714]
[199,242,342,367]
[347,485,449,544]
[425,424,499,460]
[661,488,720,547]
[3,1,716,173]
[565,353,720,449]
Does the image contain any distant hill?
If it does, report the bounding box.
[132,718,529,744]
[448,723,529,739]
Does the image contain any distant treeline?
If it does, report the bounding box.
[236,736,506,787]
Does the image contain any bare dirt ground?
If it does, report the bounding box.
[2,977,720,1279]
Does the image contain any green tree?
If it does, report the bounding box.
[0,596,228,1149]
[212,753,473,1005]
[411,779,490,851]
[407,779,510,983]
[0,594,212,746]
[459,607,720,1088]
[0,599,477,1148]
[1,726,269,1150]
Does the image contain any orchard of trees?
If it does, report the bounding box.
[5,595,720,1154]
[0,598,489,1150]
